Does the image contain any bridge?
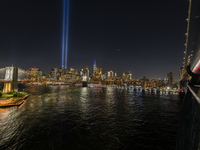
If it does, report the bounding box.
[0,67,25,93]
[176,0,200,149]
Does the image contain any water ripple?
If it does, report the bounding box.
[0,85,182,150]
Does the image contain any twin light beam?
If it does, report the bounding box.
[62,0,70,69]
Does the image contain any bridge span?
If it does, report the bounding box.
[176,0,200,149]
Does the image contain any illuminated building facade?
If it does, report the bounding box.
[81,67,89,82]
[102,73,106,81]
[92,60,102,80]
[69,67,76,74]
[107,70,114,81]
[57,68,63,80]
[140,76,149,88]
[93,60,97,77]
[63,67,78,82]
[100,68,102,78]
[122,72,132,81]
[80,67,89,78]
[50,67,58,80]
[26,67,42,81]
[95,67,100,79]
[151,79,157,87]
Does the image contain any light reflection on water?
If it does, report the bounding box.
[0,85,182,150]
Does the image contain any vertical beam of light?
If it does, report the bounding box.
[62,0,66,67]
[65,0,70,69]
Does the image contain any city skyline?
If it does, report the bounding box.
[0,0,188,81]
[0,62,175,84]
[0,65,176,90]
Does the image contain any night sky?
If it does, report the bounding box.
[0,0,189,81]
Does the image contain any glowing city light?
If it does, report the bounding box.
[62,0,70,69]
[82,76,87,81]
[61,0,66,68]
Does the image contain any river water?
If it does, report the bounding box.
[0,85,182,150]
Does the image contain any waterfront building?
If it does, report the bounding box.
[100,68,102,78]
[64,69,68,75]
[61,67,77,82]
[164,77,168,84]
[107,70,114,81]
[167,72,173,85]
[50,69,54,80]
[113,75,122,85]
[151,79,157,87]
[95,67,100,80]
[86,67,89,77]
[56,68,63,80]
[26,67,42,81]
[80,70,83,76]
[60,75,67,82]
[122,72,132,82]
[41,74,46,81]
[66,73,72,82]
[140,76,149,88]
[50,68,58,80]
[92,60,102,80]
[54,67,58,80]
[45,73,51,81]
[129,71,132,80]
[62,66,65,74]
[122,73,125,80]
[93,60,97,77]
[102,73,106,81]
[58,68,62,74]
[69,67,76,74]
[75,73,80,81]
[80,67,89,77]
[157,78,164,87]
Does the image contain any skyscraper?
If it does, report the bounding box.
[167,72,173,85]
[100,68,102,79]
[107,70,114,81]
[93,60,97,77]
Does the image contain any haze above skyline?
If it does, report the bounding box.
[0,0,188,81]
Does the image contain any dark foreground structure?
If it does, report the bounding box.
[176,0,200,149]
[176,84,200,149]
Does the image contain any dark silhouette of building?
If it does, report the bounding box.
[167,72,173,85]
